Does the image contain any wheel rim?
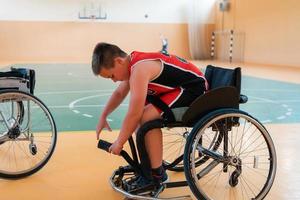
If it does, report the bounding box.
[189,112,276,200]
[0,91,56,176]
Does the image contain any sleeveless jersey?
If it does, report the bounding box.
[128,51,208,97]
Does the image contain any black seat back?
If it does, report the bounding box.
[205,65,241,93]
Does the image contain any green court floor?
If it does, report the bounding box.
[4,63,300,131]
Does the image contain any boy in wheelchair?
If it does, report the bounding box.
[92,42,208,189]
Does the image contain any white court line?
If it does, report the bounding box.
[69,94,110,119]
[243,89,300,92]
[47,104,128,109]
[261,120,272,123]
[247,95,293,123]
[247,100,300,103]
[36,89,114,95]
[69,94,111,109]
[68,93,122,119]
[247,96,277,103]
[277,116,286,120]
[83,114,93,118]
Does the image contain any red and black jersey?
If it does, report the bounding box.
[128,51,208,97]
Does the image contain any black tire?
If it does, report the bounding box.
[184,109,276,200]
[0,90,57,179]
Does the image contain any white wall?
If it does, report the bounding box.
[188,0,216,24]
[0,0,188,23]
[0,0,216,23]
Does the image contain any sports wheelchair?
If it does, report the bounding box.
[0,67,57,179]
[98,65,277,200]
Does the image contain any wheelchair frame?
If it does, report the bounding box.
[98,65,277,200]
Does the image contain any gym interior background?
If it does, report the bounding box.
[1,0,300,199]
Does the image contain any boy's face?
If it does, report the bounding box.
[98,57,128,82]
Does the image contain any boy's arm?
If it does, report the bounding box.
[96,81,129,139]
[114,64,151,148]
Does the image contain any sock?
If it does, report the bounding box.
[151,165,164,179]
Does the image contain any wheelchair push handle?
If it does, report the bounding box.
[97,140,112,152]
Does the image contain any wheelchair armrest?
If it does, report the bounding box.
[239,94,248,104]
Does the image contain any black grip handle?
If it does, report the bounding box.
[97,139,141,174]
[98,140,112,152]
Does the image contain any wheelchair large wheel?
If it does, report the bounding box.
[0,90,57,179]
[162,126,191,171]
[162,126,223,172]
[184,109,276,200]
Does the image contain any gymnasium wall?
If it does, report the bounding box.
[1,1,298,67]
[215,0,300,67]
[0,0,215,64]
[0,21,189,63]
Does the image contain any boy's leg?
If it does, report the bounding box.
[140,104,162,169]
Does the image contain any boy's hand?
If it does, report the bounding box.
[96,116,112,140]
[109,140,123,155]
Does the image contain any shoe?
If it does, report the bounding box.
[123,171,169,194]
[123,175,154,193]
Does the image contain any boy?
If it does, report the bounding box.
[92,42,207,187]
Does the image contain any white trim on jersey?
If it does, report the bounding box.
[160,87,184,116]
[150,60,164,81]
[148,82,175,90]
[130,58,163,76]
[169,87,184,107]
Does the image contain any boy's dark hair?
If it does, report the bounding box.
[92,42,127,75]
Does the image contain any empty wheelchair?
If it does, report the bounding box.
[98,65,277,200]
[0,67,57,179]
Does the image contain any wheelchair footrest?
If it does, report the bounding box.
[122,175,162,195]
[109,169,192,200]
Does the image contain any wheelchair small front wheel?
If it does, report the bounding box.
[0,90,57,179]
[184,109,277,200]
